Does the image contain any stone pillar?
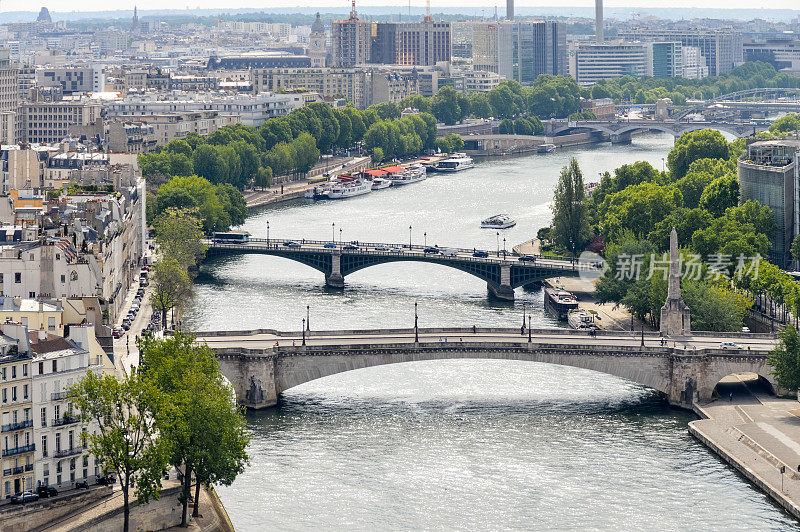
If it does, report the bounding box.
[660,227,691,336]
[325,250,344,289]
[219,355,278,409]
[488,264,514,301]
[610,132,632,144]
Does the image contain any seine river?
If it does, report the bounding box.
[185,134,799,530]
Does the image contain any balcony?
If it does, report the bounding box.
[52,415,80,427]
[53,446,83,458]
[51,391,70,401]
[1,419,33,433]
[2,443,35,457]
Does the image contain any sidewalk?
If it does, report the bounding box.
[691,375,800,519]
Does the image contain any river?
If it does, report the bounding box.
[185,134,799,529]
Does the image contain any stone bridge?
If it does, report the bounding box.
[543,118,767,142]
[205,238,593,301]
[198,327,779,411]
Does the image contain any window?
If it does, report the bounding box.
[48,317,55,331]
[11,365,15,379]
[1,388,6,402]
[22,365,26,377]
[38,362,43,375]
[11,386,16,401]
[41,407,46,427]
[14,272,20,283]
[60,275,65,283]
[42,435,48,457]
[54,404,60,420]
[28,292,35,299]
[55,432,61,452]
[0,273,4,283]
[52,360,57,373]
[23,385,28,400]
[55,253,60,260]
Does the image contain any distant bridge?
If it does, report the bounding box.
[544,118,767,142]
[205,238,594,301]
[198,327,780,410]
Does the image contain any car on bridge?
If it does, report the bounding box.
[375,245,390,251]
[518,255,536,262]
[720,342,744,350]
[472,250,489,258]
[283,241,301,248]
[343,244,359,250]
[323,242,336,248]
[424,247,440,254]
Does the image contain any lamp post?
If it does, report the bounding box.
[332,222,335,243]
[503,237,506,259]
[528,316,532,343]
[339,228,342,245]
[641,322,645,347]
[409,225,412,249]
[306,305,310,331]
[414,302,419,343]
[424,232,427,247]
[302,319,306,346]
[266,220,270,244]
[522,302,526,331]
[496,231,500,257]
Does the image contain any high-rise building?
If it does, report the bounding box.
[682,46,710,79]
[617,28,742,76]
[738,139,800,268]
[0,49,19,112]
[371,21,452,66]
[331,3,373,67]
[595,0,603,43]
[649,42,683,78]
[570,41,649,85]
[472,21,566,84]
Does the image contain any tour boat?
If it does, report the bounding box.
[544,287,579,321]
[370,177,391,190]
[538,143,557,153]
[435,153,474,172]
[304,186,330,200]
[568,308,598,330]
[481,214,516,229]
[388,164,427,186]
[327,177,372,199]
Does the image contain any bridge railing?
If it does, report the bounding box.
[207,239,597,271]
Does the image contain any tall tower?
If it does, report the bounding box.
[309,13,328,67]
[595,0,603,43]
[660,227,691,336]
[506,0,514,20]
[131,6,139,33]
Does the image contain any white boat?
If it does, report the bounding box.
[370,177,391,190]
[568,309,598,330]
[389,165,427,186]
[538,143,556,153]
[436,153,474,172]
[481,214,516,229]
[304,186,330,200]
[327,178,372,199]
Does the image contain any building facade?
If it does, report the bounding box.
[331,17,373,67]
[371,21,452,67]
[18,99,102,144]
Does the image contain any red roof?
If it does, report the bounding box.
[363,169,388,176]
[382,166,405,173]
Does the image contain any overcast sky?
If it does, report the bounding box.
[3,0,800,15]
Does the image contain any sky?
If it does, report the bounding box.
[2,0,800,15]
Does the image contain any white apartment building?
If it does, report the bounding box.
[35,65,106,94]
[682,46,710,79]
[18,99,103,144]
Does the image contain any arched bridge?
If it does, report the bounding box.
[675,87,800,120]
[205,238,594,301]
[197,327,780,411]
[544,118,767,142]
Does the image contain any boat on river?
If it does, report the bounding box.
[370,177,391,190]
[388,164,427,186]
[544,287,579,320]
[538,143,557,153]
[568,308,598,330]
[327,176,372,199]
[435,153,474,172]
[481,214,516,229]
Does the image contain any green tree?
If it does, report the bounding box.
[675,171,714,209]
[551,158,591,255]
[371,146,384,165]
[598,182,683,243]
[139,333,249,526]
[682,281,752,331]
[468,92,493,118]
[769,325,800,392]
[155,175,234,233]
[69,371,168,532]
[667,129,730,179]
[699,173,739,217]
[192,145,223,183]
[253,166,272,189]
[155,207,207,270]
[150,257,192,329]
[769,113,800,134]
[431,86,462,126]
[792,234,800,262]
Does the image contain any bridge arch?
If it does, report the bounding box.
[676,87,800,119]
[551,121,753,139]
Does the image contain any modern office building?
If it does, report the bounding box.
[744,38,800,75]
[331,12,373,67]
[650,42,683,78]
[35,66,105,94]
[18,99,103,144]
[472,21,566,84]
[0,49,19,113]
[737,139,800,268]
[371,21,452,66]
[617,28,742,76]
[682,46,710,79]
[571,41,649,85]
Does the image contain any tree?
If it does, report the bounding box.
[675,171,714,209]
[699,173,739,217]
[468,92,493,118]
[150,258,192,329]
[550,158,591,255]
[598,182,683,243]
[139,333,249,527]
[371,147,384,165]
[769,325,800,392]
[682,281,752,331]
[792,235,800,262]
[254,166,272,189]
[667,129,730,179]
[155,175,239,233]
[69,371,167,532]
[431,86,462,126]
[191,145,222,183]
[155,208,207,270]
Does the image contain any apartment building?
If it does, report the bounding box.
[35,66,105,94]
[18,99,102,144]
[331,16,373,67]
[0,49,19,114]
[371,21,452,67]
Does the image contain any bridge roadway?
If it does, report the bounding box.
[205,238,596,301]
[544,118,767,141]
[197,327,780,412]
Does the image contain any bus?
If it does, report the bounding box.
[212,231,250,243]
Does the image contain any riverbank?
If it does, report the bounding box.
[690,375,800,520]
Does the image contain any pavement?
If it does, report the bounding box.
[112,252,158,376]
[691,375,800,519]
[547,276,648,332]
[196,328,778,352]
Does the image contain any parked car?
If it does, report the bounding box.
[472,250,489,258]
[283,241,301,248]
[390,247,404,253]
[37,485,58,498]
[112,329,122,339]
[122,322,131,331]
[140,279,149,287]
[11,491,39,504]
[97,475,116,486]
[75,481,89,489]
[323,242,336,248]
[424,247,440,254]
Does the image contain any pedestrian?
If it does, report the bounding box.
[729,392,733,402]
[521,325,525,336]
[473,325,477,334]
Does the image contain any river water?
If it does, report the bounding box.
[186,134,799,529]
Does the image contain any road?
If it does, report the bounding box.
[197,328,778,352]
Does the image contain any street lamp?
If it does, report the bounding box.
[332,222,335,243]
[266,220,270,243]
[307,305,310,331]
[414,302,419,343]
[339,228,342,245]
[522,302,526,331]
[641,322,645,347]
[302,318,306,346]
[409,225,412,249]
[503,237,506,259]
[496,232,500,256]
[528,316,532,343]
[424,232,427,247]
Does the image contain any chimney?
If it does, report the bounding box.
[506,0,514,20]
[38,328,46,341]
[595,0,603,43]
